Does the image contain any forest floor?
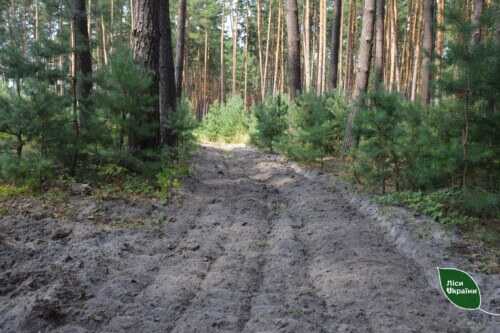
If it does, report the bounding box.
[0,143,499,333]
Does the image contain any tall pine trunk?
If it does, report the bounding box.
[273,1,283,97]
[263,0,273,97]
[345,0,357,93]
[471,0,484,45]
[256,0,264,100]
[72,0,93,131]
[344,0,376,151]
[436,0,445,58]
[285,0,302,99]
[420,0,434,104]
[159,0,177,146]
[175,0,187,98]
[330,0,342,89]
[244,11,249,107]
[374,0,385,87]
[220,3,225,103]
[131,0,160,151]
[232,4,238,96]
[303,0,311,91]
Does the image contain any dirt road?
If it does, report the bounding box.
[0,144,496,332]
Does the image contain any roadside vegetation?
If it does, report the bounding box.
[193,3,500,268]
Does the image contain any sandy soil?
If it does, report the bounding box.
[0,144,497,332]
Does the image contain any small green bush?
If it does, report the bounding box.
[251,96,289,151]
[97,163,129,183]
[167,97,198,160]
[156,163,190,200]
[353,91,416,192]
[0,152,54,191]
[278,92,347,163]
[196,96,250,143]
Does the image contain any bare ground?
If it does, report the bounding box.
[0,144,498,332]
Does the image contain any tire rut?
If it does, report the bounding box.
[0,144,493,333]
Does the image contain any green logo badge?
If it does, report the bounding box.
[437,267,499,316]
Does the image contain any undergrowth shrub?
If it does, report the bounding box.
[352,91,423,192]
[196,96,250,143]
[0,152,54,191]
[94,99,197,198]
[251,96,289,151]
[278,92,347,163]
[378,188,500,225]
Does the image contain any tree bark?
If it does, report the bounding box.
[389,0,399,91]
[330,0,342,90]
[131,0,160,151]
[220,3,225,103]
[345,0,357,93]
[232,3,238,96]
[316,0,325,94]
[72,0,93,131]
[471,0,484,45]
[159,0,177,146]
[273,1,283,97]
[129,0,134,47]
[263,0,274,97]
[436,0,445,58]
[285,0,302,99]
[303,0,311,91]
[420,0,434,104]
[256,0,264,100]
[100,15,108,65]
[244,11,249,108]
[35,0,39,41]
[410,1,422,101]
[374,0,385,87]
[175,0,187,98]
[344,0,376,151]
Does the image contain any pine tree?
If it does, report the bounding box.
[285,0,302,99]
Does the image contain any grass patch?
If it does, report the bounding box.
[0,184,30,200]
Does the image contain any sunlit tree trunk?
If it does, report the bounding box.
[410,1,422,101]
[220,2,225,103]
[244,12,249,108]
[316,0,326,94]
[263,0,273,97]
[273,1,283,97]
[303,0,311,91]
[344,0,376,151]
[471,0,484,45]
[345,0,357,93]
[436,0,445,58]
[35,0,39,41]
[100,15,108,65]
[388,0,399,91]
[232,3,238,96]
[420,0,434,104]
[203,29,209,117]
[175,0,187,98]
[256,0,264,100]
